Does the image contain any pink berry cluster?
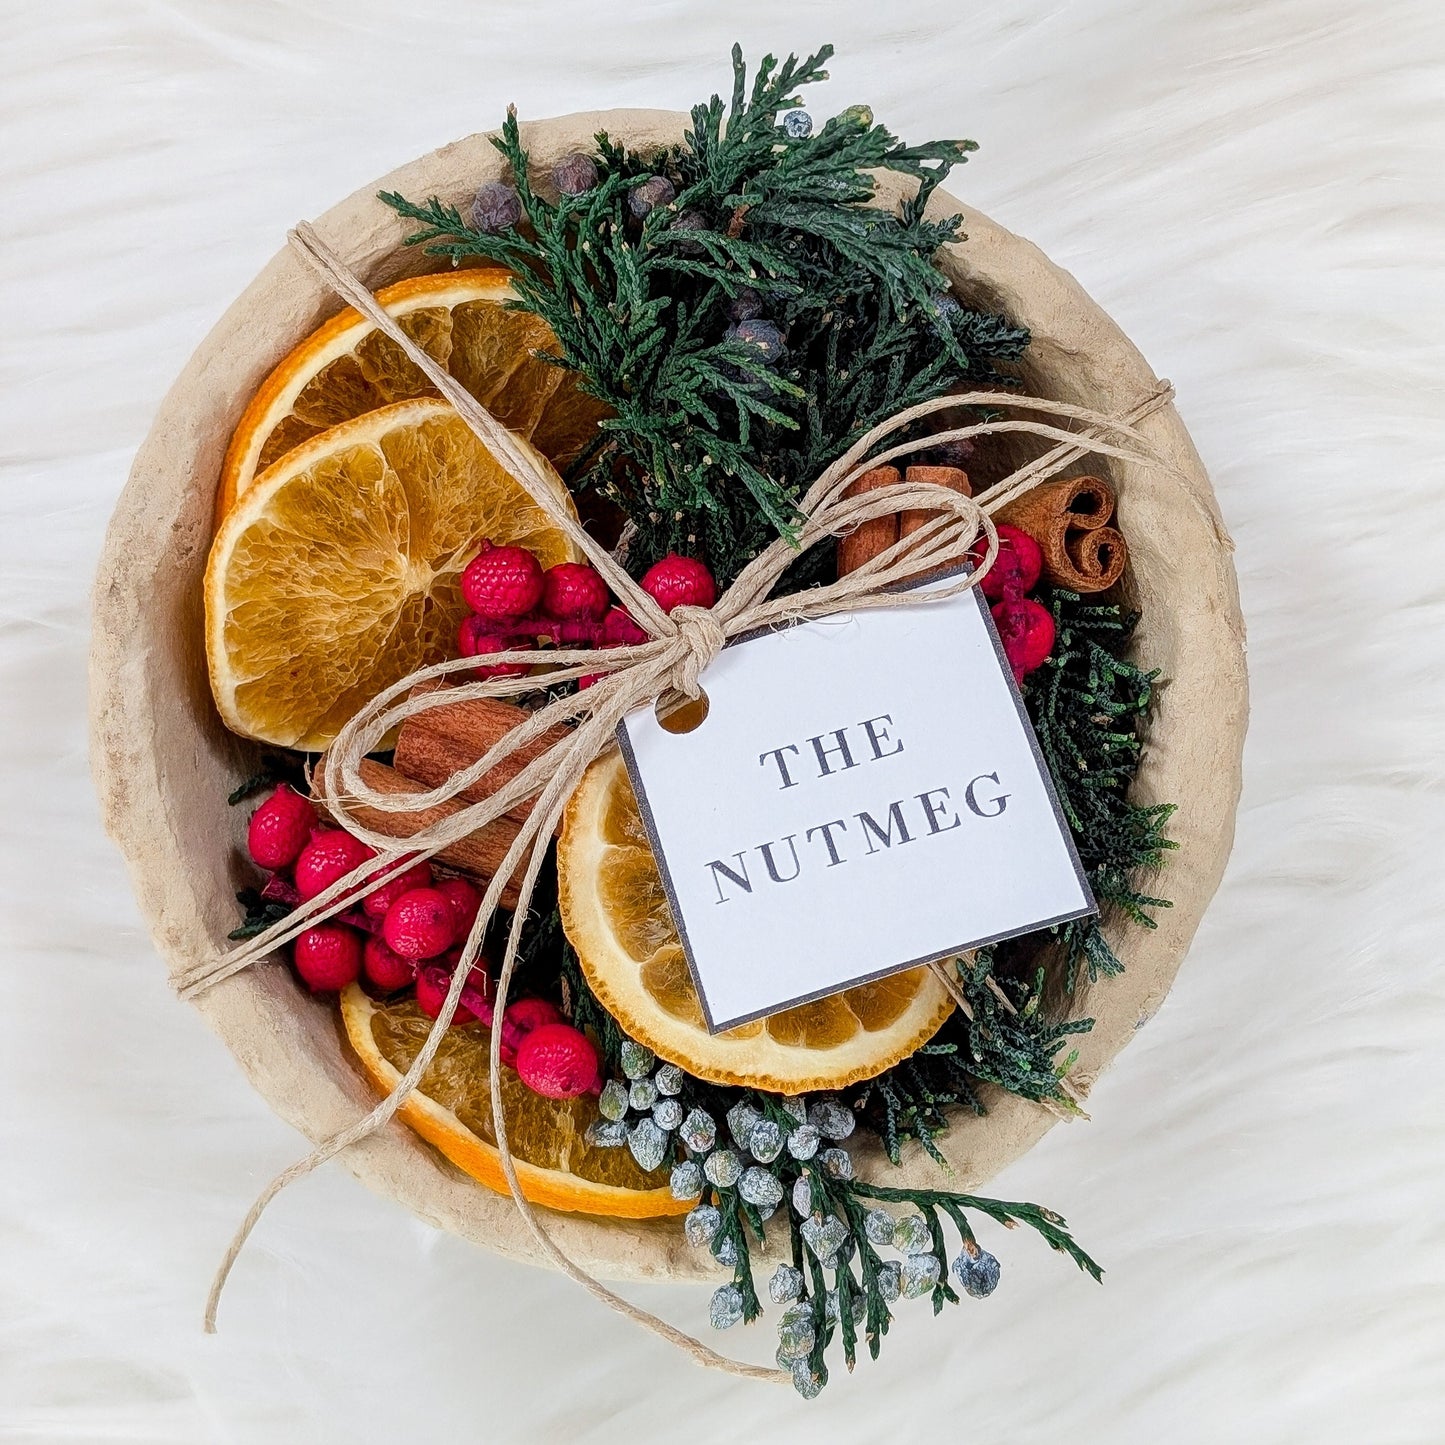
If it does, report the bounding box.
[243,785,601,1099]
[456,541,718,683]
[970,524,1056,684]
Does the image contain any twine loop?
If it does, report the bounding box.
[182,218,1180,1381]
[668,604,728,698]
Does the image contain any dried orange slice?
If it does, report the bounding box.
[340,985,686,1218]
[217,269,608,520]
[205,397,578,750]
[557,751,955,1092]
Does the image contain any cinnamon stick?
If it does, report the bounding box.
[836,466,901,576]
[996,475,1127,593]
[899,464,972,578]
[394,681,569,824]
[898,464,972,540]
[316,755,523,909]
[837,463,972,577]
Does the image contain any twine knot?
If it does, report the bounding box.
[669,604,727,698]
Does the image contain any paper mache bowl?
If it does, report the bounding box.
[89,109,1247,1282]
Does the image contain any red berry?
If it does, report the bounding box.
[436,877,483,938]
[382,886,457,959]
[362,857,433,918]
[583,606,650,685]
[498,997,564,1066]
[541,562,610,622]
[457,612,489,656]
[601,606,648,646]
[460,542,545,620]
[459,621,534,680]
[991,597,1056,682]
[639,554,717,613]
[513,1022,602,1098]
[972,523,1044,602]
[362,935,416,992]
[246,784,317,870]
[415,960,491,1026]
[294,829,377,902]
[260,873,300,906]
[292,925,362,992]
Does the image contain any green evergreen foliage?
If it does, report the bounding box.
[685,1088,1100,1389]
[852,953,1092,1164]
[227,887,294,942]
[380,43,1028,584]
[1028,586,1177,988]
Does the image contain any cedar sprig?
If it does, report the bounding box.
[379,42,1028,583]
[851,952,1092,1163]
[1027,587,1177,988]
[782,1153,1100,1383]
[227,887,295,942]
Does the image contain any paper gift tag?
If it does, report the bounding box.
[617,579,1095,1032]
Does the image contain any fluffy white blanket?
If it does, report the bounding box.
[4,1,1442,1439]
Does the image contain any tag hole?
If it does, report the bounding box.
[656,689,710,734]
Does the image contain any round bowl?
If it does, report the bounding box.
[90,110,1247,1281]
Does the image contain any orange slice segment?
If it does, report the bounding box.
[557,751,955,1092]
[340,985,686,1218]
[204,397,578,750]
[217,269,609,519]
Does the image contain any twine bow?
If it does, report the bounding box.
[180,219,1176,1379]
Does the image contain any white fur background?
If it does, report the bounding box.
[5,1,1444,1440]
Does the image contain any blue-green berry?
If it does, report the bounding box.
[708,1283,744,1329]
[703,1147,743,1188]
[954,1247,1002,1298]
[684,1203,721,1247]
[807,1099,855,1140]
[584,1119,627,1148]
[738,1165,785,1210]
[786,1124,820,1160]
[800,1214,847,1264]
[619,1040,654,1079]
[892,1213,932,1254]
[748,1119,784,1163]
[679,1107,717,1153]
[769,1263,804,1303]
[597,1079,629,1121]
[863,1207,896,1246]
[791,1174,813,1217]
[782,109,813,139]
[726,1101,760,1147]
[627,1117,668,1172]
[790,1357,824,1399]
[670,1159,702,1199]
[876,1260,902,1302]
[901,1252,941,1298]
[776,1301,815,1359]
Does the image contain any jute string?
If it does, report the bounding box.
[183,219,1176,1378]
